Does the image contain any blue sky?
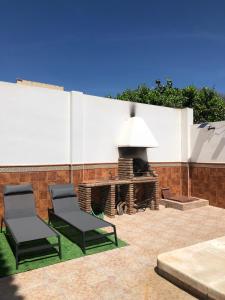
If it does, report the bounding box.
[0,0,225,96]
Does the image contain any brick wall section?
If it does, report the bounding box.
[190,164,225,208]
[181,165,189,196]
[153,165,182,197]
[118,158,133,179]
[78,186,91,212]
[0,170,70,221]
[0,164,184,222]
[1,163,223,221]
[73,167,118,190]
[0,167,118,222]
[105,185,116,217]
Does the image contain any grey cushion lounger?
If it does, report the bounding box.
[1,184,61,269]
[49,184,118,253]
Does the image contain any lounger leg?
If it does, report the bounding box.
[48,210,51,225]
[16,244,19,270]
[5,224,9,236]
[0,218,3,233]
[113,226,118,247]
[82,232,86,254]
[58,235,62,259]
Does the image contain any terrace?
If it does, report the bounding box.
[1,206,225,299]
[0,80,225,299]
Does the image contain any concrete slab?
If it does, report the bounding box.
[159,198,209,210]
[157,236,225,300]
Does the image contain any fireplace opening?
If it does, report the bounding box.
[134,182,156,211]
[133,158,150,177]
[118,147,155,179]
[115,185,128,215]
[91,187,107,215]
[118,147,148,161]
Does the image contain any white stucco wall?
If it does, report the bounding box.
[71,93,190,163]
[191,121,225,163]
[0,81,193,165]
[181,108,193,162]
[71,93,129,164]
[0,81,70,165]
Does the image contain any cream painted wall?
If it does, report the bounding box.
[191,121,225,163]
[0,81,70,165]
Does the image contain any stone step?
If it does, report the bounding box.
[157,236,225,300]
[159,198,209,210]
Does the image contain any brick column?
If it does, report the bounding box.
[118,158,133,179]
[145,182,155,210]
[105,185,116,217]
[154,179,159,210]
[149,182,156,210]
[126,183,135,214]
[78,186,92,213]
[150,183,155,210]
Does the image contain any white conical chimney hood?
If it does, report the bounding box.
[117,116,159,148]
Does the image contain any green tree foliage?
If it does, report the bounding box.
[115,80,225,123]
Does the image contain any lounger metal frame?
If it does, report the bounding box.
[48,208,118,254]
[1,185,62,269]
[1,216,61,269]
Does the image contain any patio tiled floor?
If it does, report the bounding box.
[1,205,225,299]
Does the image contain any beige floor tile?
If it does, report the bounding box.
[21,284,66,300]
[2,205,225,299]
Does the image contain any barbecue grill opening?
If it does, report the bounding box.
[133,158,150,176]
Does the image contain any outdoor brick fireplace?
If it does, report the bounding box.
[78,107,160,217]
[78,180,133,217]
[118,157,156,179]
[78,172,159,218]
[118,155,159,211]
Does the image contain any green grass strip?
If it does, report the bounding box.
[0,222,127,277]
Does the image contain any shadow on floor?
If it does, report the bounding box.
[52,218,115,251]
[154,266,203,299]
[0,234,24,300]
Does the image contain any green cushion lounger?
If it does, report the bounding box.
[48,184,118,254]
[1,184,61,269]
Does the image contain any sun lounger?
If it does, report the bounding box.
[1,184,61,269]
[48,184,118,253]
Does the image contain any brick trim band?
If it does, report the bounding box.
[0,162,183,173]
